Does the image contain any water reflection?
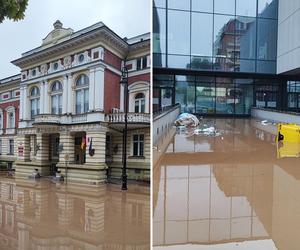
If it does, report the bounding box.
[0,180,150,249]
[153,119,300,250]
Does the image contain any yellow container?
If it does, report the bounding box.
[277,124,300,143]
[277,141,300,158]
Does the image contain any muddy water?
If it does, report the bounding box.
[0,179,150,249]
[153,119,300,250]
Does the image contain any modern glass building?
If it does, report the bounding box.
[153,0,300,116]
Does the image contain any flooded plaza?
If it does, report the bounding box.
[0,178,150,249]
[153,119,300,250]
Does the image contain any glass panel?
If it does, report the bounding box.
[255,92,266,108]
[51,95,57,114]
[288,94,297,108]
[161,88,173,108]
[76,90,82,114]
[257,18,277,61]
[135,100,139,113]
[267,92,277,108]
[168,0,190,11]
[133,142,138,156]
[298,94,300,108]
[84,89,89,112]
[190,56,213,71]
[236,16,256,60]
[196,77,215,114]
[168,10,190,55]
[258,0,278,19]
[153,53,166,67]
[168,55,190,69]
[191,12,213,57]
[58,95,62,114]
[153,8,166,54]
[216,78,234,114]
[175,79,195,113]
[256,60,276,74]
[154,0,166,8]
[236,0,257,17]
[214,0,235,15]
[237,59,256,72]
[141,99,145,113]
[213,15,235,68]
[192,0,213,13]
[235,79,254,114]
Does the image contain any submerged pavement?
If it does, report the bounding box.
[0,178,150,249]
[153,119,300,250]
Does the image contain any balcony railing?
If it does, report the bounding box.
[33,114,61,124]
[106,112,150,123]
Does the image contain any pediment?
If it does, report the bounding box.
[42,20,73,47]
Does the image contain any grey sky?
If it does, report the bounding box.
[0,0,150,79]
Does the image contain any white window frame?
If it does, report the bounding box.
[50,81,63,115]
[75,74,89,114]
[132,134,144,157]
[29,86,40,118]
[134,93,145,113]
[5,107,15,129]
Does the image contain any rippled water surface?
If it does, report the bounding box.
[153,119,300,250]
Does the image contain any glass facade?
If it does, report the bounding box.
[153,0,278,74]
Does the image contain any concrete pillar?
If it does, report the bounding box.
[29,135,36,161]
[17,223,30,250]
[57,194,73,226]
[17,135,30,162]
[62,75,68,114]
[59,132,75,164]
[85,201,105,233]
[35,134,49,164]
[85,131,106,166]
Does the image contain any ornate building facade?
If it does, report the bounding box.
[1,21,150,184]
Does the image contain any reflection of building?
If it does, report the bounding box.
[0,179,150,249]
[153,119,300,249]
[153,0,300,116]
[2,21,150,183]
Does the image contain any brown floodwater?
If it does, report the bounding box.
[153,119,300,250]
[0,178,150,249]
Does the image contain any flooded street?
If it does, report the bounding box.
[153,119,300,250]
[0,178,150,249]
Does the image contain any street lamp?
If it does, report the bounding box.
[120,66,128,190]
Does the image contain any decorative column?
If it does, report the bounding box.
[39,82,45,114]
[94,66,105,111]
[23,86,30,120]
[145,89,150,113]
[43,81,50,114]
[67,74,73,114]
[35,134,50,175]
[62,75,69,114]
[89,68,96,111]
[19,86,24,120]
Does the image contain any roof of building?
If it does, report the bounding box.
[0,74,21,85]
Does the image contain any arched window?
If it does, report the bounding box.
[51,81,63,115]
[134,93,145,113]
[30,86,40,118]
[75,74,89,114]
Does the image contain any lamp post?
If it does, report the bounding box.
[120,66,128,190]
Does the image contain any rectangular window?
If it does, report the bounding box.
[84,89,89,112]
[8,139,14,155]
[76,90,82,114]
[133,134,144,157]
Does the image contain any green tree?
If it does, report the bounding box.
[0,0,28,23]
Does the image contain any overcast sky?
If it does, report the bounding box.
[0,0,150,79]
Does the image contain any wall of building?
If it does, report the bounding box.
[277,0,300,74]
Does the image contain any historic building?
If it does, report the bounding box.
[7,20,150,184]
[0,75,20,170]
